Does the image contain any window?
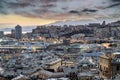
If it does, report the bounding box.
[116,66,119,71]
[71,67,74,69]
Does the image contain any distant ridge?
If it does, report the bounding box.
[48,19,116,26]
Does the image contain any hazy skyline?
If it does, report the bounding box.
[0,0,120,29]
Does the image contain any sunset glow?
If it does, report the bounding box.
[0,14,57,27]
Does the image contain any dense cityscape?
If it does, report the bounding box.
[0,0,120,80]
[0,20,120,80]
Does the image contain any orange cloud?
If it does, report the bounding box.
[0,14,57,27]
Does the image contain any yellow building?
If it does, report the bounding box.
[99,52,120,79]
[45,59,62,71]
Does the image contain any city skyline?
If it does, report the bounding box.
[0,1,120,79]
[0,0,120,29]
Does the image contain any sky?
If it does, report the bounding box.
[0,0,120,32]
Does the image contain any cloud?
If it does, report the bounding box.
[0,0,119,20]
[69,9,98,16]
[111,0,120,2]
[69,10,79,14]
[41,4,56,8]
[8,2,31,8]
[81,9,98,12]
[0,1,8,14]
[105,3,120,8]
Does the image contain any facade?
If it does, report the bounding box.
[37,70,64,79]
[99,54,111,79]
[15,25,22,39]
[99,53,120,79]
[45,59,62,71]
[0,31,4,38]
[11,29,15,38]
[63,39,71,45]
[71,34,85,40]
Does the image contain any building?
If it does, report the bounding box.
[63,39,71,45]
[99,52,120,79]
[11,29,15,38]
[71,34,85,40]
[102,21,106,26]
[44,58,62,71]
[15,25,22,39]
[78,57,96,70]
[36,70,64,79]
[0,31,4,38]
